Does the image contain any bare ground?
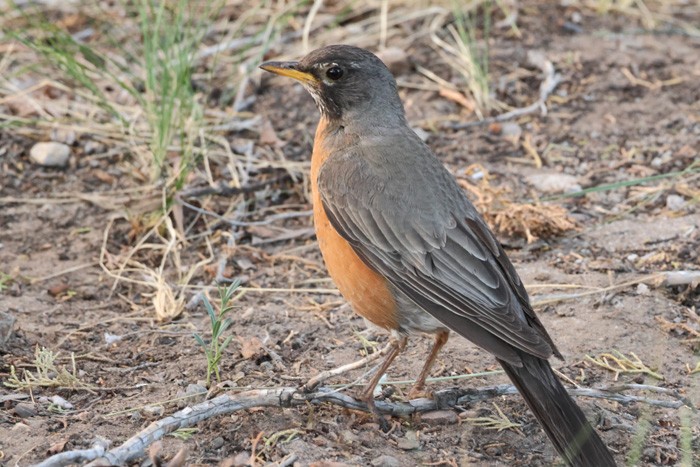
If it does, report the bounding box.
[1,1,699,466]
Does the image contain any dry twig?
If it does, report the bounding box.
[32,382,690,467]
[447,50,562,129]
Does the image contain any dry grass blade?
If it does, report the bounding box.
[458,165,577,242]
[464,402,523,433]
[428,4,498,119]
[585,350,664,381]
[4,346,96,393]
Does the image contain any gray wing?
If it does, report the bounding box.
[318,144,560,366]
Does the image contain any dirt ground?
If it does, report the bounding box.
[1,1,699,466]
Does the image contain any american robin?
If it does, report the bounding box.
[260,45,616,467]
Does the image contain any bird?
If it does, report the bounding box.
[260,45,616,467]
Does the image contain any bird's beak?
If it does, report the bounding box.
[259,61,316,84]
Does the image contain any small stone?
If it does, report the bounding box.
[397,430,420,450]
[666,194,686,211]
[627,253,639,262]
[377,47,410,76]
[29,142,70,167]
[636,283,650,295]
[49,395,74,410]
[104,332,122,345]
[175,383,207,408]
[186,383,207,398]
[526,172,582,194]
[211,436,225,449]
[14,402,37,418]
[418,409,458,425]
[371,455,401,467]
[499,122,522,144]
[235,257,254,271]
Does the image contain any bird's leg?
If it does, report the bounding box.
[407,330,449,399]
[301,339,397,393]
[359,336,407,430]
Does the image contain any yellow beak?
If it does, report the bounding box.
[259,61,317,84]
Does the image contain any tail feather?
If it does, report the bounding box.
[499,354,616,467]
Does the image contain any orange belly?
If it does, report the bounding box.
[310,118,399,331]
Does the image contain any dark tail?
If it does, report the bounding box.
[498,354,616,467]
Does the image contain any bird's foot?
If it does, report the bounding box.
[364,395,392,432]
[407,384,433,400]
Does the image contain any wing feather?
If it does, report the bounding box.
[318,145,560,363]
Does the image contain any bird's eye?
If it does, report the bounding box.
[326,66,343,80]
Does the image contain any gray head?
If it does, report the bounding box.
[260,45,405,126]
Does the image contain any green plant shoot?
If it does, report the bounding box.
[193,280,241,387]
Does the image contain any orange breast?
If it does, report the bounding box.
[310,118,399,331]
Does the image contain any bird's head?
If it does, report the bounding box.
[260,45,405,126]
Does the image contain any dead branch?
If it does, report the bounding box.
[34,439,110,467]
[33,382,691,467]
[447,50,562,129]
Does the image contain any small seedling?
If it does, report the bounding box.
[169,427,199,440]
[193,280,241,387]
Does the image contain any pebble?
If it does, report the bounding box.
[14,402,37,418]
[377,47,410,76]
[666,194,686,211]
[371,455,401,467]
[397,430,420,450]
[211,436,225,449]
[104,332,122,345]
[526,172,582,194]
[29,142,70,167]
[418,409,458,425]
[49,395,74,410]
[176,383,207,408]
[636,283,650,295]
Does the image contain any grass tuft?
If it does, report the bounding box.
[465,402,523,433]
[585,350,664,381]
[4,346,95,393]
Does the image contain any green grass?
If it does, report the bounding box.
[541,160,700,202]
[626,414,652,466]
[452,0,493,116]
[678,406,694,467]
[9,0,220,188]
[137,0,212,187]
